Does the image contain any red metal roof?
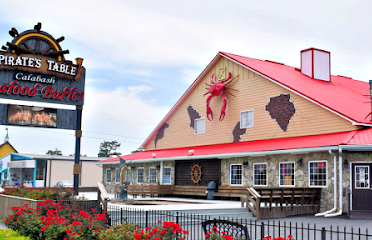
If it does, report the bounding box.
[100,128,372,163]
[221,52,372,125]
[141,51,372,148]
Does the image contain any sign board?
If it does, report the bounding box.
[2,23,85,194]
[7,160,35,168]
[0,103,76,130]
[0,24,85,105]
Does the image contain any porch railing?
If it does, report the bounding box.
[245,187,321,219]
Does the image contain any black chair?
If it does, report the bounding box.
[201,218,250,240]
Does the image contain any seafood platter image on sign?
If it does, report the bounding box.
[0,23,86,194]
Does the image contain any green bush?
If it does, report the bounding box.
[0,185,74,201]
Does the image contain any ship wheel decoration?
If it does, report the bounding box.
[3,22,69,61]
[190,163,202,184]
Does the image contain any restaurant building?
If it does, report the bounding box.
[1,153,105,187]
[98,49,372,219]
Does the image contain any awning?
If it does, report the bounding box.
[99,128,372,164]
[0,168,8,173]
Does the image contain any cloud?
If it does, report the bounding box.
[0,0,371,157]
[1,83,170,156]
[1,0,372,82]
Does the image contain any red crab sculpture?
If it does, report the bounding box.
[204,72,239,121]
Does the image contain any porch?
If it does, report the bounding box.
[126,185,321,219]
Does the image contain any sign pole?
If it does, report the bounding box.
[73,105,83,195]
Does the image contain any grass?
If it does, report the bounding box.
[0,229,30,240]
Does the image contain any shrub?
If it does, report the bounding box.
[263,235,295,240]
[204,226,236,240]
[5,199,106,240]
[99,220,189,240]
[0,185,75,201]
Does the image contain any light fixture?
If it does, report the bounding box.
[156,165,160,171]
[297,158,303,167]
[152,153,156,158]
[343,159,349,169]
[242,161,248,167]
[76,57,84,65]
[188,149,194,155]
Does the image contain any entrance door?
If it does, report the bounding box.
[352,163,372,210]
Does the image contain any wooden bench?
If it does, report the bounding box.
[172,185,207,197]
[128,184,173,198]
[127,185,207,198]
[201,218,249,240]
[212,186,248,207]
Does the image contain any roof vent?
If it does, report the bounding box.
[301,48,330,81]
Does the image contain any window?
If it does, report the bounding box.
[309,161,327,187]
[195,118,205,134]
[240,110,254,128]
[355,166,370,189]
[106,169,112,183]
[137,168,144,183]
[279,162,295,186]
[149,167,157,183]
[36,160,45,180]
[163,167,171,185]
[230,164,243,185]
[253,163,267,186]
[116,168,120,183]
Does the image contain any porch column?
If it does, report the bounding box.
[160,161,163,185]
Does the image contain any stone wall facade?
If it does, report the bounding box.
[102,161,175,193]
[221,152,335,213]
[101,151,371,214]
[220,151,372,213]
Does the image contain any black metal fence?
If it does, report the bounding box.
[105,205,372,240]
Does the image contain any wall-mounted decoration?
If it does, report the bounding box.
[204,72,239,121]
[232,121,246,142]
[187,105,201,129]
[154,122,169,149]
[217,67,226,81]
[190,163,202,184]
[265,94,296,131]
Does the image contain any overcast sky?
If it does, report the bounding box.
[0,0,371,157]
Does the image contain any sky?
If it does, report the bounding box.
[0,0,371,157]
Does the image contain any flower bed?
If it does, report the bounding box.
[98,220,189,240]
[5,199,106,240]
[0,185,75,200]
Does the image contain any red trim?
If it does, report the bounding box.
[300,47,330,54]
[100,128,372,163]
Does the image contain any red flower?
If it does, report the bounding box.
[41,226,47,231]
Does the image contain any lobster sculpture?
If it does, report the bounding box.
[204,72,239,121]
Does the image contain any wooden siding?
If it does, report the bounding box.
[48,160,74,187]
[175,159,221,186]
[146,57,358,150]
[81,161,102,187]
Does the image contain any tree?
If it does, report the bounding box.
[98,140,121,157]
[131,147,144,153]
[46,148,63,155]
